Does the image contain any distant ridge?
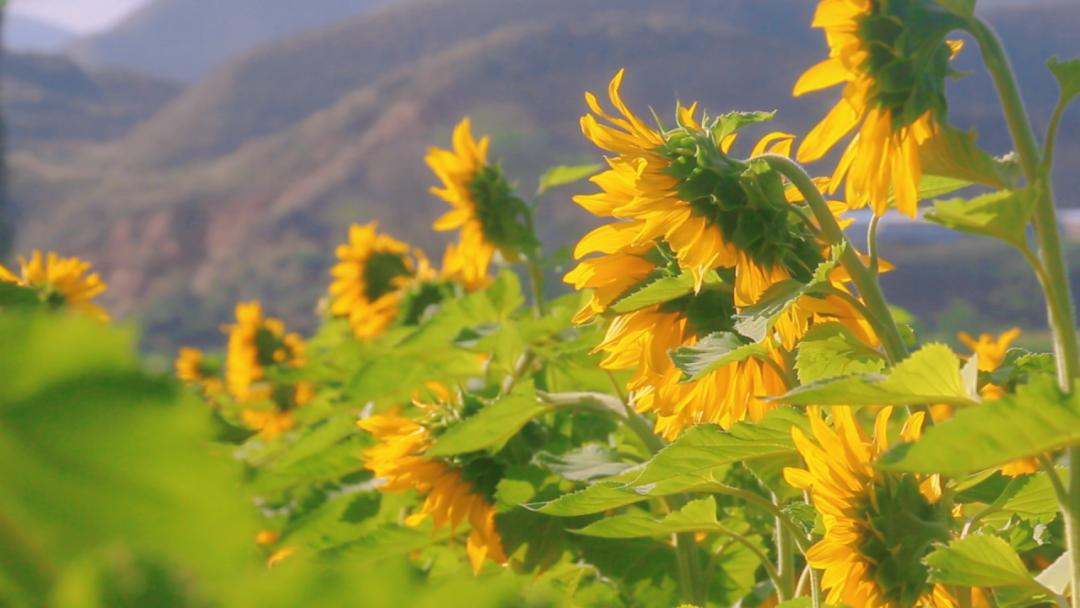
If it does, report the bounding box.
[5,14,74,52]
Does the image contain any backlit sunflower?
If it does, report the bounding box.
[358,410,507,574]
[329,222,432,340]
[224,301,305,402]
[573,70,827,310]
[427,118,534,288]
[795,0,964,216]
[0,250,108,320]
[953,328,1036,476]
[785,406,955,607]
[174,347,224,395]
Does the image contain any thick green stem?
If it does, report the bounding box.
[761,154,909,364]
[970,17,1080,606]
[526,259,547,316]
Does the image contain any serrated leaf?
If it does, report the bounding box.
[572,496,723,538]
[426,385,548,457]
[537,408,806,516]
[1048,56,1080,103]
[926,535,1040,589]
[537,163,603,196]
[777,343,977,407]
[534,444,634,482]
[733,245,844,342]
[881,376,1080,475]
[711,110,775,141]
[920,126,1008,188]
[610,271,698,314]
[670,332,767,381]
[324,523,440,562]
[925,188,1034,247]
[796,323,886,383]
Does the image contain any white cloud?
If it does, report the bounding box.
[9,0,151,34]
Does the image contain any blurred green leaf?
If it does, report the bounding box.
[925,188,1035,247]
[426,384,546,457]
[795,323,886,383]
[670,332,767,382]
[776,343,978,408]
[537,164,603,196]
[573,496,725,539]
[881,376,1080,476]
[920,125,1009,188]
[926,535,1041,589]
[1048,56,1080,103]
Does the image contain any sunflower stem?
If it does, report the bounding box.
[775,494,797,601]
[760,154,909,365]
[970,16,1080,607]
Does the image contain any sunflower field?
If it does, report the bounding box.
[6,1,1080,607]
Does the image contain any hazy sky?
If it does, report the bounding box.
[9,0,150,34]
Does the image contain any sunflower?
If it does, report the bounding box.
[240,381,315,440]
[174,347,224,395]
[574,70,827,308]
[427,118,533,289]
[358,410,507,574]
[954,328,1036,476]
[785,406,955,607]
[0,250,108,320]
[329,222,432,339]
[795,0,964,216]
[224,301,305,402]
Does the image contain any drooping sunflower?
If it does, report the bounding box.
[358,410,507,574]
[573,70,826,307]
[795,0,964,216]
[0,250,108,320]
[175,347,224,395]
[224,301,305,402]
[785,406,956,607]
[329,222,432,340]
[427,118,534,289]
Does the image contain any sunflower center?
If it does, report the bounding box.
[253,326,293,368]
[857,0,959,129]
[399,280,455,326]
[466,166,536,253]
[859,475,951,605]
[362,251,412,302]
[662,136,823,281]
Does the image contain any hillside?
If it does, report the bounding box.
[2,52,179,144]
[67,0,398,82]
[5,14,75,52]
[7,0,1080,351]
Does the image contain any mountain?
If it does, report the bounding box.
[67,0,399,82]
[2,52,179,145]
[4,15,74,53]
[6,0,1079,351]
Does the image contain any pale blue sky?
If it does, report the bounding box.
[9,0,150,34]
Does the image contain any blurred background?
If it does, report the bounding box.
[2,0,1078,353]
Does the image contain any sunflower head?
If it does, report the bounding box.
[329,222,431,340]
[1,250,108,320]
[224,301,305,401]
[796,0,965,216]
[959,327,1020,372]
[428,118,538,279]
[175,347,224,395]
[786,407,954,607]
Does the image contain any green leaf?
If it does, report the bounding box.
[537,163,603,196]
[776,342,978,408]
[925,188,1035,247]
[1048,56,1080,103]
[670,332,767,381]
[796,323,887,383]
[572,496,724,538]
[1035,551,1072,595]
[537,408,806,516]
[920,126,1008,188]
[914,174,974,200]
[324,523,440,563]
[534,444,634,482]
[711,110,775,142]
[0,313,258,600]
[426,384,547,457]
[925,535,1040,589]
[0,282,39,311]
[733,245,844,342]
[610,271,697,314]
[880,376,1080,476]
